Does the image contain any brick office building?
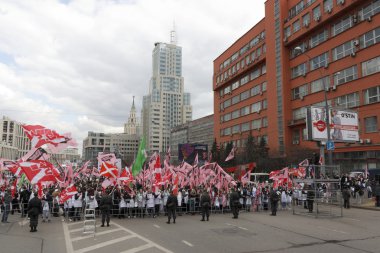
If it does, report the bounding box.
[213,0,380,170]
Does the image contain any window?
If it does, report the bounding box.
[252,119,262,129]
[291,62,307,78]
[284,26,291,39]
[324,0,333,13]
[232,95,240,105]
[292,84,308,99]
[262,64,266,74]
[289,0,305,19]
[293,107,307,120]
[310,29,328,48]
[223,99,231,108]
[224,113,231,122]
[332,16,353,36]
[262,81,267,91]
[251,85,261,96]
[251,68,260,80]
[302,128,308,140]
[332,40,355,61]
[334,66,358,85]
[313,5,321,21]
[361,27,380,48]
[364,116,378,133]
[240,75,249,85]
[240,90,250,101]
[224,127,231,136]
[241,106,250,116]
[335,92,360,108]
[364,86,380,104]
[224,86,231,94]
[290,42,308,58]
[232,125,240,134]
[251,102,262,113]
[293,20,301,33]
[257,47,262,57]
[241,122,250,132]
[231,81,239,90]
[262,117,268,127]
[292,129,300,143]
[360,0,380,20]
[310,52,329,71]
[310,76,330,93]
[302,13,310,27]
[232,110,240,119]
[362,56,380,76]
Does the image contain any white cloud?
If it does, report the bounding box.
[0,0,266,153]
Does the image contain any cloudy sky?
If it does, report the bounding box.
[0,0,266,151]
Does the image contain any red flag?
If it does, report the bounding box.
[172,176,179,195]
[19,160,56,184]
[225,146,236,162]
[118,167,133,183]
[59,184,78,204]
[10,180,17,197]
[100,162,118,179]
[21,125,73,150]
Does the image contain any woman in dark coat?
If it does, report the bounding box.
[28,192,42,232]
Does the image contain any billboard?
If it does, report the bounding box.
[178,143,208,165]
[307,106,359,142]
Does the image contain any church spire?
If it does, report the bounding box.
[132,96,135,110]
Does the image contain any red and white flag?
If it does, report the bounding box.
[100,162,118,179]
[225,146,236,162]
[118,167,133,183]
[59,184,78,204]
[172,175,179,195]
[19,160,57,184]
[193,153,199,167]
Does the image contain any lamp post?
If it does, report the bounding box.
[294,47,338,167]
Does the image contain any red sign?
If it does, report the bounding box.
[314,120,326,132]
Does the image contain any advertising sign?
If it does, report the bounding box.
[308,106,359,142]
[178,143,208,165]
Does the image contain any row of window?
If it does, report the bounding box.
[220,81,267,110]
[216,47,267,86]
[286,0,379,40]
[220,135,268,149]
[221,117,268,137]
[220,31,266,71]
[221,99,268,122]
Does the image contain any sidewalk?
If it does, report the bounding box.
[351,198,380,211]
[0,213,67,253]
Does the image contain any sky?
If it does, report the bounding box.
[0,0,266,153]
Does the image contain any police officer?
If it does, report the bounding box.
[200,189,211,221]
[166,189,177,224]
[100,191,113,227]
[230,188,240,219]
[270,187,280,216]
[28,191,42,232]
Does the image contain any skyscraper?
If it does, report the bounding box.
[142,31,192,153]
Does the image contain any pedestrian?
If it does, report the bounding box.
[230,188,240,219]
[270,187,280,216]
[166,189,177,224]
[1,189,11,223]
[342,186,351,209]
[306,186,315,213]
[100,190,113,227]
[200,189,211,221]
[28,191,42,232]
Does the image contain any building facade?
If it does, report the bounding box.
[142,32,192,153]
[50,148,81,166]
[213,0,380,170]
[170,114,214,160]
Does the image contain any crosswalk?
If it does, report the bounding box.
[62,220,173,253]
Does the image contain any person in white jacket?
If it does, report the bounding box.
[146,189,155,218]
[72,193,83,221]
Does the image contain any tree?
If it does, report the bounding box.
[210,139,219,163]
[244,131,256,163]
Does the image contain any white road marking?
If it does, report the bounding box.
[62,222,75,253]
[18,219,29,226]
[71,228,122,242]
[225,223,233,226]
[120,244,154,253]
[317,226,348,234]
[182,240,194,247]
[238,226,248,230]
[74,235,136,253]
[344,218,361,222]
[67,221,83,226]
[153,224,160,228]
[70,224,101,233]
[111,221,174,253]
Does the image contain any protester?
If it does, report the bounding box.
[165,189,177,224]
[1,190,11,223]
[100,191,112,227]
[200,189,211,221]
[28,191,42,232]
[230,188,240,219]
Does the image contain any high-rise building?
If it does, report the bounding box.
[213,0,380,170]
[82,99,140,166]
[142,31,192,153]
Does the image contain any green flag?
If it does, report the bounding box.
[132,136,146,176]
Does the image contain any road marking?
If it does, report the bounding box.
[74,235,136,253]
[63,222,75,253]
[182,240,194,247]
[225,223,233,226]
[153,224,160,228]
[120,244,154,253]
[67,221,83,226]
[317,226,348,234]
[344,218,360,222]
[71,228,122,242]
[18,219,29,226]
[111,221,174,253]
[70,224,101,233]
[238,226,248,230]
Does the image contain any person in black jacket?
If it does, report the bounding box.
[20,186,31,218]
[166,190,177,224]
[100,191,113,227]
[270,187,280,216]
[200,189,211,221]
[230,188,240,219]
[28,192,42,232]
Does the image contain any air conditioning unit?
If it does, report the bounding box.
[327,7,332,14]
[302,72,307,77]
[293,140,300,145]
[304,44,308,49]
[367,16,372,22]
[257,109,261,114]
[257,127,261,131]
[331,85,337,91]
[304,21,310,28]
[339,0,345,5]
[324,63,329,69]
[259,91,263,96]
[351,52,356,57]
[352,14,358,23]
[365,139,371,144]
[315,15,321,22]
[283,36,288,42]
[300,95,304,100]
[289,120,295,125]
[359,139,364,144]
[353,40,360,46]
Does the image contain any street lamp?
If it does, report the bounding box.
[294,46,337,167]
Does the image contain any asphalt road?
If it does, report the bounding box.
[1,207,379,253]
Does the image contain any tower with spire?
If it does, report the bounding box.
[124,96,141,135]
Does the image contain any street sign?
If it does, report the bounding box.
[326,140,335,151]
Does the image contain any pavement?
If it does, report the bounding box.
[1,206,380,253]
